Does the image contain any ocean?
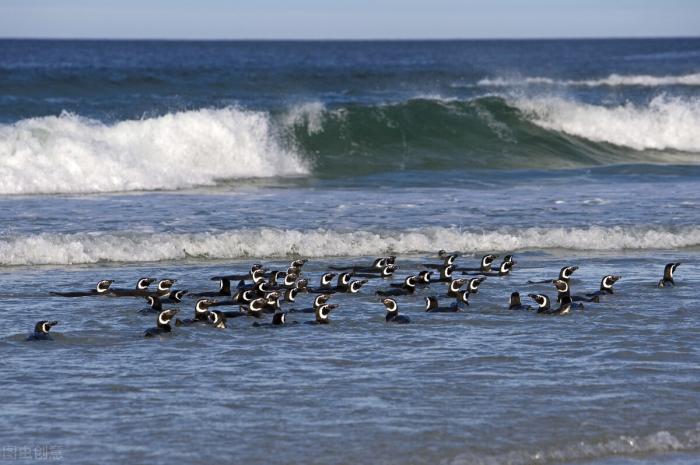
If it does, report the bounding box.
[0,39,699,465]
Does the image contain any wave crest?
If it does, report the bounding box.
[0,108,308,195]
[477,72,700,87]
[2,226,699,266]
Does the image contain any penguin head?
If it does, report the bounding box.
[443,254,458,266]
[456,290,470,305]
[295,278,309,292]
[195,298,217,314]
[157,309,179,327]
[96,280,113,293]
[338,272,354,286]
[251,268,266,284]
[34,320,58,334]
[560,266,579,280]
[316,304,337,322]
[170,290,188,302]
[146,295,162,310]
[371,257,386,269]
[499,260,515,275]
[468,277,486,293]
[386,255,397,265]
[502,254,514,263]
[417,270,432,283]
[208,310,227,329]
[313,294,332,309]
[664,262,681,279]
[404,276,417,289]
[283,273,298,287]
[290,258,307,269]
[255,281,271,294]
[242,290,256,303]
[601,275,621,290]
[272,312,286,325]
[437,249,448,258]
[136,277,156,290]
[382,298,398,313]
[381,264,399,277]
[265,291,281,306]
[449,278,467,292]
[284,288,298,303]
[528,293,550,310]
[425,296,438,311]
[349,279,368,293]
[509,292,522,306]
[481,254,498,268]
[441,265,454,279]
[157,279,177,292]
[320,273,337,286]
[249,298,266,313]
[552,279,569,293]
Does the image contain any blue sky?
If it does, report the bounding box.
[1,0,698,39]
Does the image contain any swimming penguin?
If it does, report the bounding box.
[454,290,471,307]
[345,279,368,294]
[425,296,462,313]
[466,277,486,295]
[313,273,337,292]
[489,255,516,277]
[328,256,392,272]
[545,295,573,315]
[586,275,622,297]
[458,254,498,274]
[431,265,455,283]
[26,320,58,341]
[149,279,177,297]
[289,294,332,314]
[376,276,417,296]
[310,272,355,294]
[353,264,399,279]
[144,309,179,337]
[383,298,411,324]
[175,298,217,326]
[528,294,551,314]
[236,298,266,318]
[658,262,681,287]
[109,277,156,297]
[212,264,265,284]
[50,279,113,297]
[508,292,532,311]
[192,277,233,297]
[252,311,297,327]
[446,278,467,298]
[422,253,458,270]
[552,279,598,304]
[163,289,188,303]
[139,295,163,314]
[528,266,578,284]
[304,304,339,325]
[416,270,433,286]
[208,310,227,329]
[284,287,298,303]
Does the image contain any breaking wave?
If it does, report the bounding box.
[477,72,700,87]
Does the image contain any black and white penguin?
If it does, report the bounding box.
[345,279,368,294]
[552,279,597,304]
[382,298,410,324]
[144,309,179,337]
[528,294,551,314]
[139,295,163,314]
[586,275,622,297]
[508,292,532,311]
[289,293,332,314]
[446,278,467,298]
[528,265,579,284]
[425,296,462,313]
[175,298,217,326]
[458,254,498,274]
[149,279,177,297]
[328,256,390,273]
[252,311,296,327]
[304,304,339,325]
[416,270,433,286]
[163,289,188,303]
[314,273,337,291]
[109,277,156,297]
[545,295,573,315]
[192,276,233,297]
[422,253,458,270]
[208,310,227,329]
[377,276,417,296]
[658,262,681,287]
[50,279,113,297]
[26,320,58,341]
[466,277,486,294]
[431,265,455,283]
[353,264,399,279]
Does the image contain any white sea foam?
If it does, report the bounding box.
[513,95,700,152]
[0,108,308,195]
[2,226,699,266]
[478,72,700,87]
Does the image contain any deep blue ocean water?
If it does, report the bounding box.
[0,39,699,465]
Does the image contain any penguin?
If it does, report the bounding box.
[212,264,265,283]
[144,309,179,337]
[304,304,339,325]
[508,292,532,311]
[431,265,455,283]
[455,290,471,307]
[148,279,177,297]
[175,298,217,326]
[313,272,337,292]
[416,270,433,286]
[139,295,163,314]
[421,253,458,270]
[542,295,573,315]
[383,298,411,324]
[658,262,681,287]
[192,277,232,297]
[479,255,516,277]
[309,272,355,294]
[109,277,156,297]
[458,254,498,274]
[26,320,58,341]
[236,298,266,318]
[376,276,417,297]
[586,275,622,297]
[328,256,394,273]
[208,310,227,329]
[284,287,298,304]
[466,277,486,295]
[353,264,399,279]
[446,278,467,298]
[528,266,578,284]
[425,296,462,313]
[289,294,332,314]
[552,279,598,304]
[252,311,297,327]
[528,294,551,314]
[163,289,188,303]
[50,279,113,297]
[344,279,368,294]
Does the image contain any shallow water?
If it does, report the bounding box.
[1,39,699,464]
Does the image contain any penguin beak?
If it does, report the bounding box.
[48,321,58,327]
